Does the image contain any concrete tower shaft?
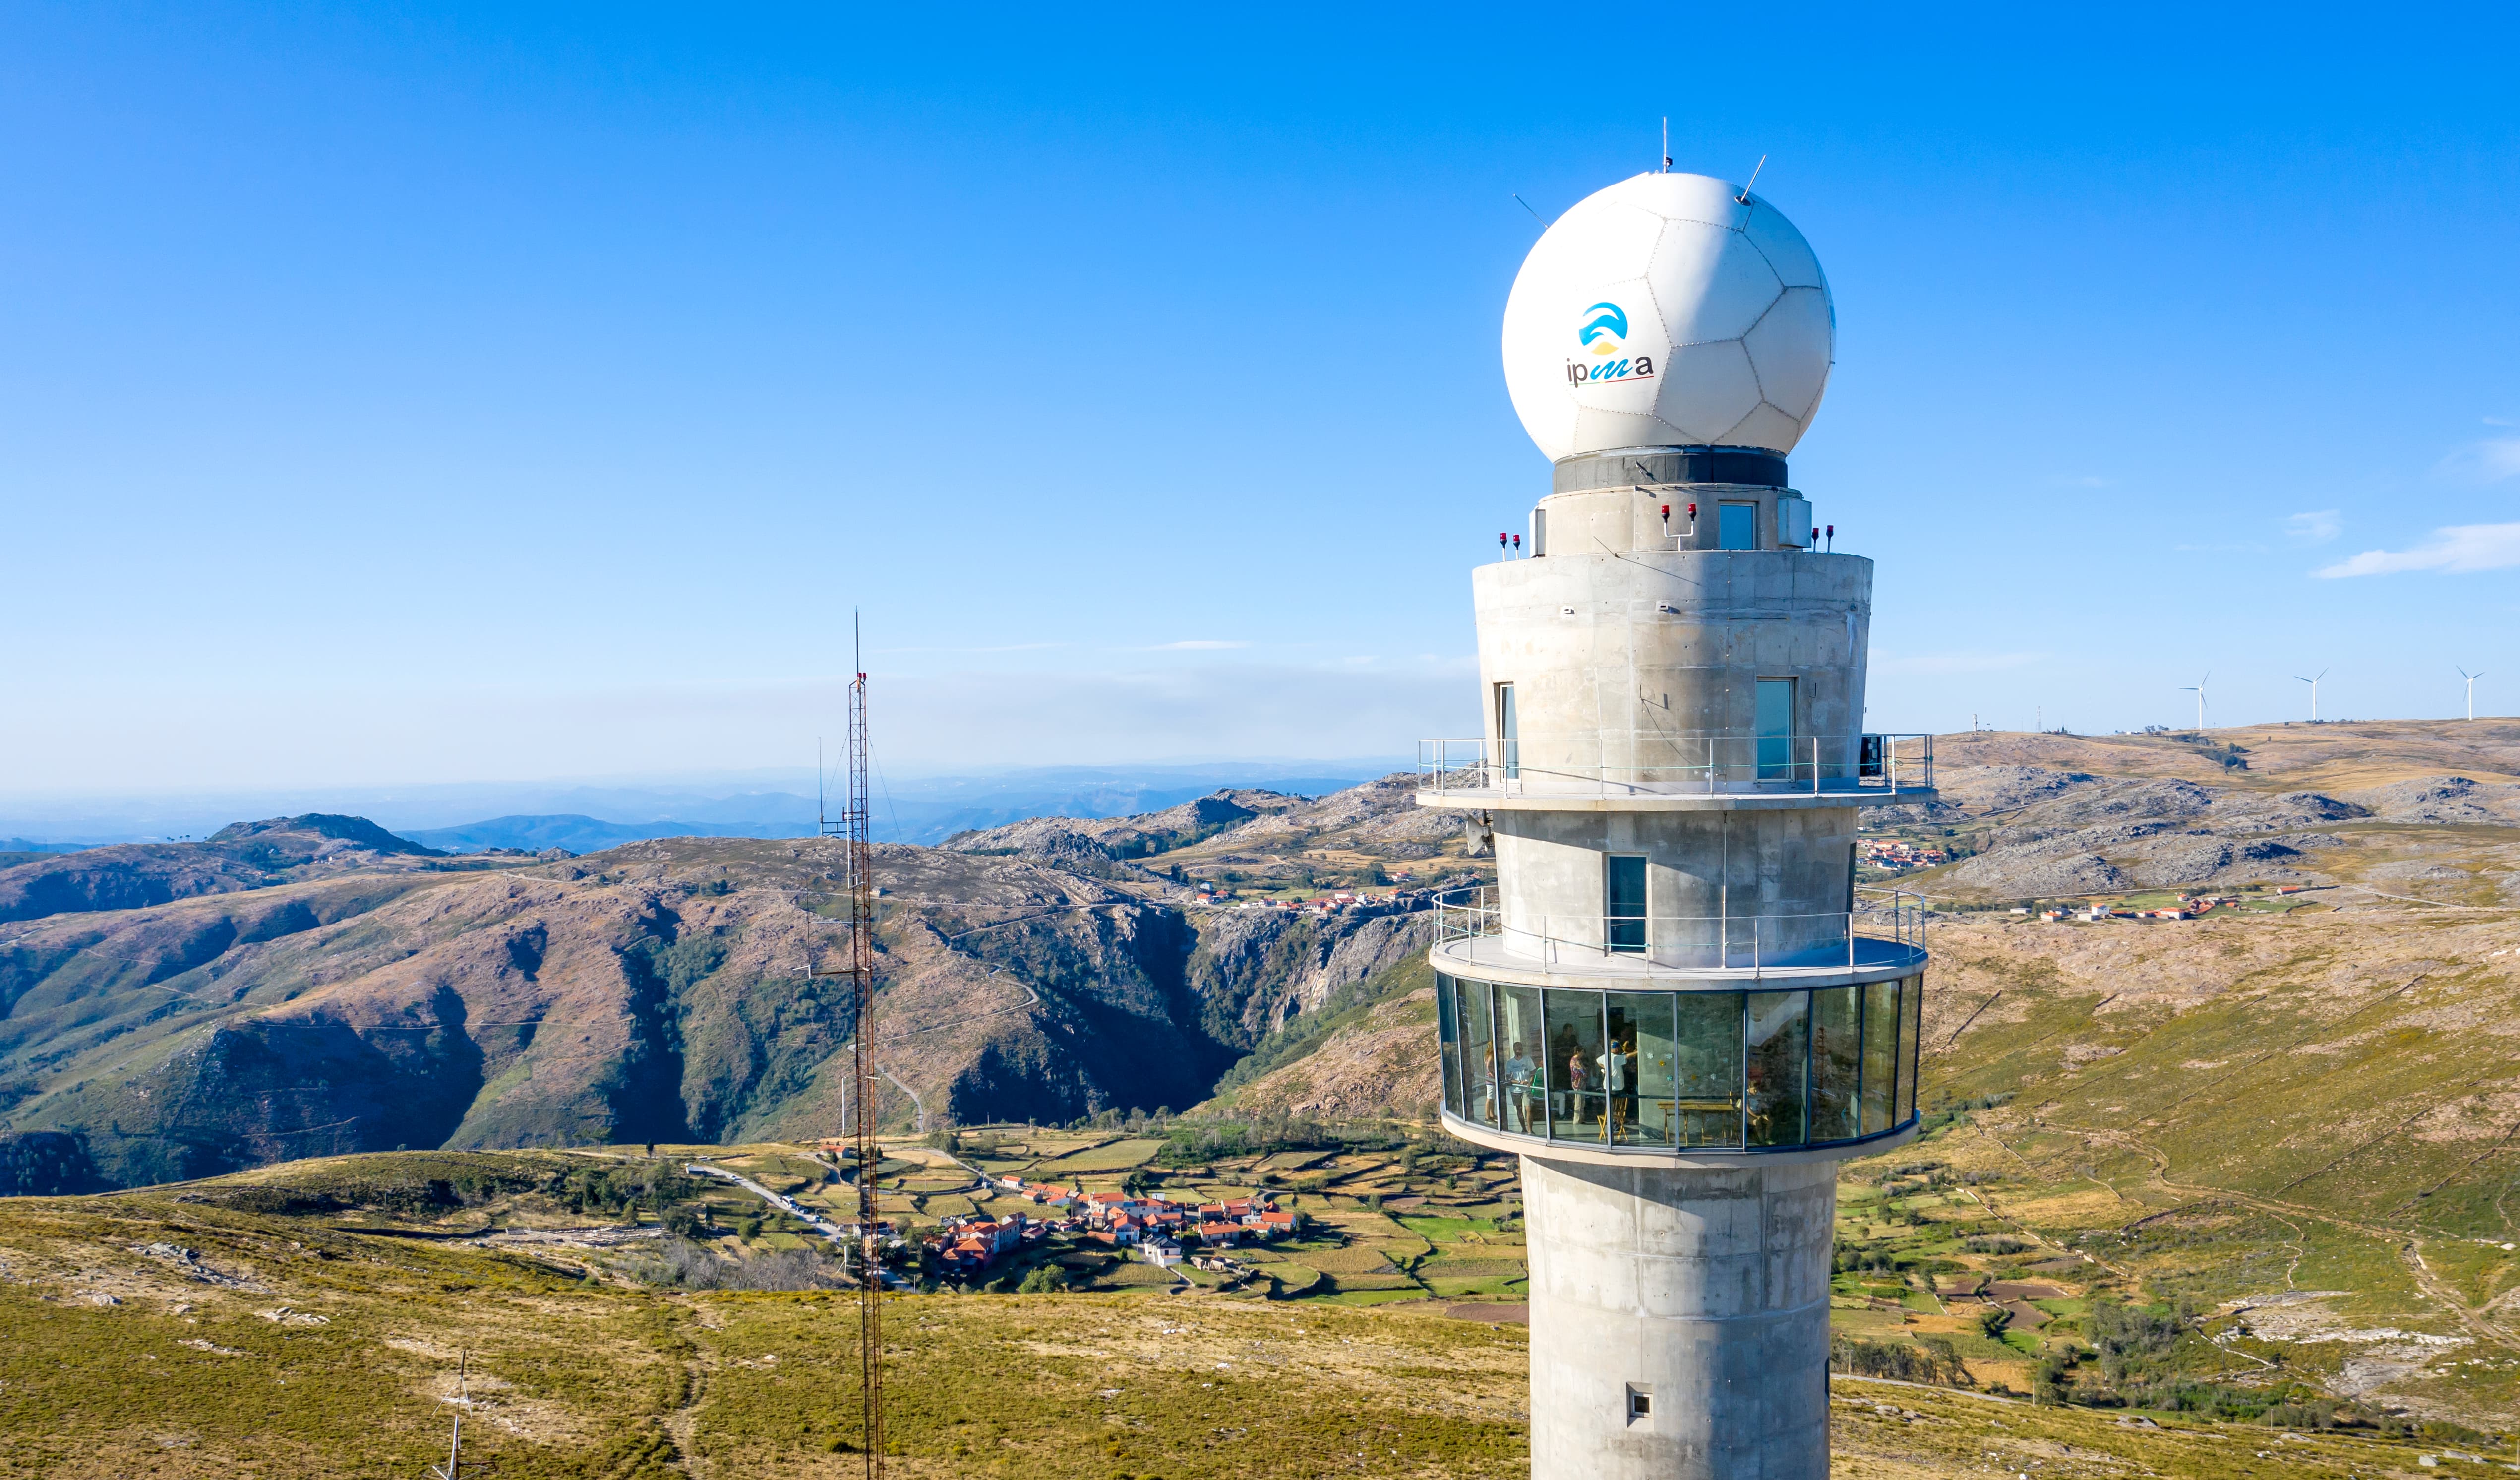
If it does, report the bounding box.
[1475,544,1870,779]
[1421,455,1934,1480]
[1524,1158,1837,1479]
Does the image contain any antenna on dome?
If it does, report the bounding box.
[1513,193,1543,222]
[1661,118,1671,173]
[1735,155,1767,203]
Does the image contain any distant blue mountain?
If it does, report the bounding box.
[398,815,780,854]
[9,760,1405,853]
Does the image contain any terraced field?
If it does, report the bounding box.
[0,1178,2490,1480]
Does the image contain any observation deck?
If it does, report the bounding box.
[1413,733,1936,812]
[1436,966,1923,1167]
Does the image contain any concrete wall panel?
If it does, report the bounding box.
[1524,1154,1837,1479]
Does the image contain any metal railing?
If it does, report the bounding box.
[1418,732,1932,798]
[1432,886,1926,972]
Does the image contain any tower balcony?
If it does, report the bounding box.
[1430,886,1926,985]
[1414,733,1935,811]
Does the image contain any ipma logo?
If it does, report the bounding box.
[1578,301,1628,356]
[1565,300,1655,387]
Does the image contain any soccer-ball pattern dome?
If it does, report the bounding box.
[1501,172,1834,461]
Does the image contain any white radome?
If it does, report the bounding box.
[1501,172,1834,462]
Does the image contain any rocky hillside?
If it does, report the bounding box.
[944,790,1299,862]
[0,775,1480,1190]
[1881,721,2520,902]
[0,813,449,924]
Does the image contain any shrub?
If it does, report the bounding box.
[2088,1297,2186,1383]
[1831,1335,1970,1387]
[629,1235,848,1292]
[2034,1350,2078,1406]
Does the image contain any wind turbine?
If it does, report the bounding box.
[2459,666,2485,721]
[2179,672,2209,731]
[2294,669,2327,723]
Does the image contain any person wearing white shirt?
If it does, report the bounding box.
[1598,1038,1635,1139]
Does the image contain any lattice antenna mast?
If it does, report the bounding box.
[843,612,884,1479]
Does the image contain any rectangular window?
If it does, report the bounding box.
[1808,986,1861,1142]
[1718,501,1757,550]
[1437,973,1463,1119]
[1862,978,1901,1135]
[1605,854,1647,954]
[1544,989,1608,1144]
[1497,985,1546,1137]
[1746,990,1809,1147]
[1673,992,1745,1148]
[1496,683,1520,782]
[1899,975,1924,1124]
[1532,508,1547,557]
[1460,978,1496,1129]
[1607,993,1675,1147]
[1756,677,1796,783]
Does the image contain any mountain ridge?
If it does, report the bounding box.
[0,774,1465,1189]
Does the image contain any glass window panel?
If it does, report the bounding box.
[1606,855,1647,954]
[1437,973,1463,1119]
[1862,979,1900,1135]
[1746,990,1809,1147]
[1756,678,1796,783]
[1606,993,1675,1147]
[1460,979,1497,1130]
[1718,501,1756,551]
[1899,974,1924,1124]
[1808,986,1860,1143]
[1496,985,1546,1138]
[1544,989,1608,1144]
[1671,992,1744,1148]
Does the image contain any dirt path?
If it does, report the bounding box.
[664,1341,713,1477]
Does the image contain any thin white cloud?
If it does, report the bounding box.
[2435,437,2520,484]
[1143,639,1252,650]
[2316,522,2520,578]
[1872,650,2048,676]
[2284,510,2340,545]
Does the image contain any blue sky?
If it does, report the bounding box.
[3,3,2515,794]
